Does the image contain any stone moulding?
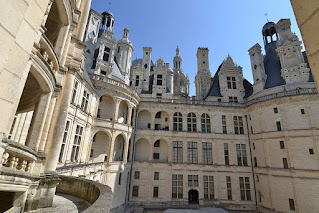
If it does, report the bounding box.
[57,175,113,213]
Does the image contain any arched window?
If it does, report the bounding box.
[201,114,211,133]
[173,112,183,131]
[154,140,160,147]
[187,113,197,132]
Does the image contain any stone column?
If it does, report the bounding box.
[107,134,116,163]
[167,140,172,163]
[168,112,173,131]
[123,136,130,163]
[38,91,58,152]
[26,92,52,151]
[150,112,155,130]
[76,0,92,40]
[149,142,153,162]
[60,26,73,67]
[113,98,121,122]
[127,105,133,125]
[44,71,75,173]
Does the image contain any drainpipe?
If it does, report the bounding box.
[245,115,258,208]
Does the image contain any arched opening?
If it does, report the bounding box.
[118,100,128,124]
[187,113,197,132]
[152,139,168,163]
[188,189,199,204]
[8,67,51,149]
[135,138,150,162]
[130,107,135,126]
[137,110,151,129]
[44,0,69,56]
[98,94,114,121]
[154,111,169,131]
[90,131,110,162]
[113,134,125,161]
[173,112,183,131]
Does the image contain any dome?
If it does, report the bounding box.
[262,22,276,36]
[101,11,114,18]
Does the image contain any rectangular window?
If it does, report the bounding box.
[280,141,285,149]
[226,176,232,200]
[71,81,78,104]
[222,115,227,134]
[239,177,251,201]
[135,75,139,86]
[289,198,295,211]
[301,109,305,114]
[71,125,83,162]
[236,144,248,166]
[224,143,229,165]
[229,96,238,103]
[173,141,183,163]
[259,191,262,203]
[276,121,282,131]
[203,176,214,200]
[172,174,183,199]
[187,142,198,164]
[227,76,237,89]
[154,172,159,180]
[234,116,244,134]
[251,126,253,134]
[153,187,159,198]
[156,93,162,98]
[157,74,163,85]
[202,142,213,165]
[132,186,139,197]
[153,153,160,159]
[59,120,70,162]
[253,143,255,150]
[134,171,140,179]
[103,47,110,62]
[188,175,199,187]
[274,107,278,114]
[283,158,288,169]
[81,90,90,112]
[309,149,314,155]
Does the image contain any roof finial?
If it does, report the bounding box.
[108,1,111,11]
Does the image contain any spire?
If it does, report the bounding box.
[176,45,180,56]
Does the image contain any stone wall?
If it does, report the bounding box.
[57,175,113,212]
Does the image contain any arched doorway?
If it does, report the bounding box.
[90,131,110,162]
[113,134,125,161]
[188,189,199,204]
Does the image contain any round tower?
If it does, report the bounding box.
[262,22,278,47]
[173,46,182,71]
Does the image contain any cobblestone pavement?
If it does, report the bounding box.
[30,193,90,213]
[164,208,228,213]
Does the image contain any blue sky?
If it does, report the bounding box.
[91,0,303,96]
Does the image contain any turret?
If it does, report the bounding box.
[116,27,133,85]
[195,48,212,100]
[248,43,267,93]
[101,11,115,32]
[142,47,152,91]
[173,46,183,71]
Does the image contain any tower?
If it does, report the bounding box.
[248,43,267,93]
[195,48,212,100]
[116,27,133,85]
[275,19,310,83]
[173,46,182,71]
[101,11,115,32]
[142,47,152,91]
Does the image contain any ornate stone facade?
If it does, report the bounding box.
[0,2,319,213]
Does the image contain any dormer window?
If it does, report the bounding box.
[227,77,237,89]
[157,74,163,85]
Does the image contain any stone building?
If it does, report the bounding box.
[0,2,319,213]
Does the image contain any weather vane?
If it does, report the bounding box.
[265,12,269,22]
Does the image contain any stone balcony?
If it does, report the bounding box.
[0,137,43,191]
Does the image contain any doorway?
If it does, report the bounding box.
[188,189,199,204]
